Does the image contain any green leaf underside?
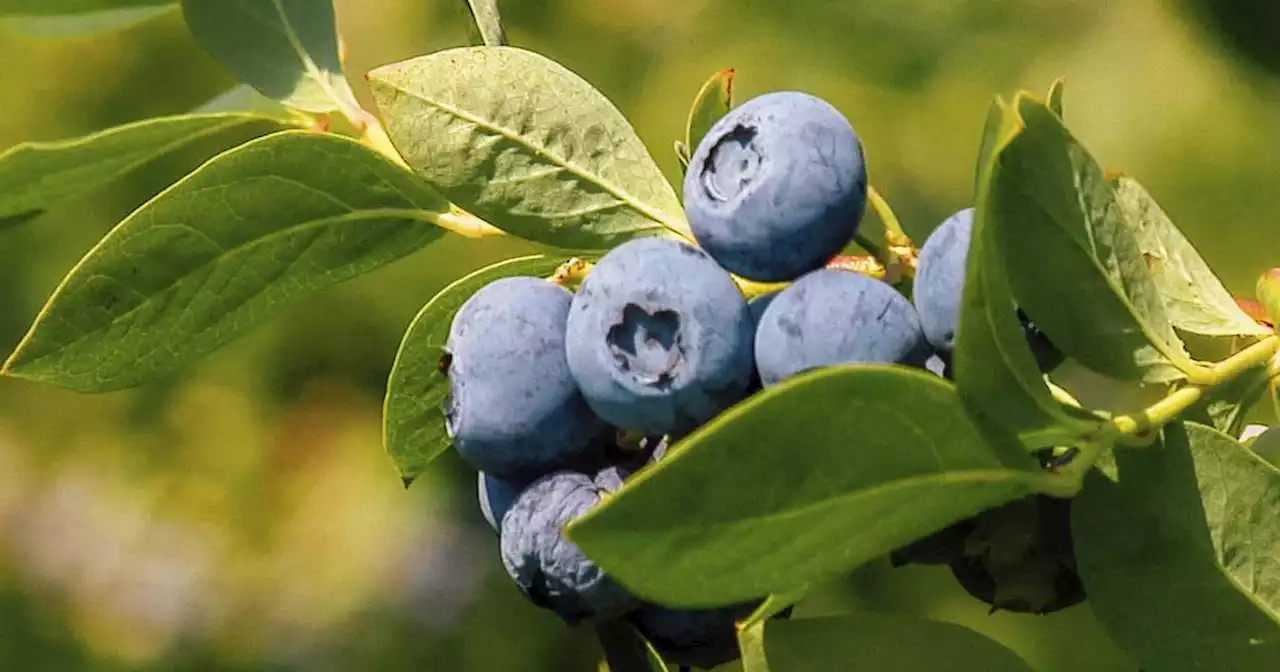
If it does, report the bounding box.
[1113,176,1269,338]
[737,589,807,672]
[1192,365,1270,437]
[956,99,1100,444]
[382,255,570,483]
[989,96,1190,383]
[766,614,1035,671]
[461,0,505,47]
[1073,421,1280,671]
[0,112,295,226]
[0,0,170,13]
[685,69,734,155]
[179,0,360,116]
[569,366,1057,607]
[738,619,769,672]
[368,46,688,250]
[3,131,449,392]
[2,4,173,35]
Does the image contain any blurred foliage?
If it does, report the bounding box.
[0,0,1276,669]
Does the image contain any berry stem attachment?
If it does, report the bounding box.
[594,618,654,672]
[1064,334,1280,482]
[866,185,917,280]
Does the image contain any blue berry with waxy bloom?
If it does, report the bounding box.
[443,277,607,478]
[499,470,638,624]
[565,238,756,435]
[754,268,930,386]
[683,91,868,282]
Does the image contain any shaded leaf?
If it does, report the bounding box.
[368,46,688,250]
[1114,176,1270,338]
[989,96,1191,383]
[684,68,734,156]
[569,366,1065,607]
[766,614,1035,671]
[180,0,360,116]
[460,0,506,47]
[972,96,1013,198]
[382,255,569,484]
[956,98,1101,446]
[0,112,296,227]
[1073,421,1280,671]
[3,3,173,35]
[0,0,170,14]
[3,131,449,392]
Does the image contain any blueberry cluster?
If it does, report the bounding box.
[441,90,1073,665]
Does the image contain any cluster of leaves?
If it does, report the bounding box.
[3,1,1280,670]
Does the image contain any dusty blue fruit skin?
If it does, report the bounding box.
[478,472,525,533]
[565,238,756,435]
[444,277,607,477]
[683,91,867,282]
[754,269,930,386]
[499,471,637,624]
[913,208,1063,371]
[914,208,975,353]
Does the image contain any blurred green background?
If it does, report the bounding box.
[0,0,1277,669]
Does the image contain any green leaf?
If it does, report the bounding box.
[1046,78,1065,117]
[179,0,360,116]
[766,614,1035,671]
[460,0,506,47]
[368,46,689,250]
[3,4,173,35]
[1113,176,1270,338]
[0,0,170,14]
[988,95,1191,383]
[956,98,1101,446]
[684,68,735,156]
[973,96,1014,198]
[568,365,1065,607]
[0,112,296,227]
[1073,421,1280,671]
[381,254,569,485]
[3,131,450,392]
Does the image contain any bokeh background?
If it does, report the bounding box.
[0,0,1277,669]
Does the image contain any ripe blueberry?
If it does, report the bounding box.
[565,238,756,435]
[683,91,868,282]
[499,471,637,623]
[754,269,929,386]
[443,276,607,478]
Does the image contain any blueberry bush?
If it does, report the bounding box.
[3,1,1280,671]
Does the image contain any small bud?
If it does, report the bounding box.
[1254,269,1280,330]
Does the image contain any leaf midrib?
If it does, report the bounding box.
[373,76,683,234]
[264,0,355,116]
